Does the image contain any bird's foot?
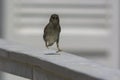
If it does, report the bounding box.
[46,46,49,49]
[56,49,62,53]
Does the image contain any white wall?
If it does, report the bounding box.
[1,0,120,79]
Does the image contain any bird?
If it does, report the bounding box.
[43,14,61,52]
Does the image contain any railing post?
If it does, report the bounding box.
[32,67,64,80]
[0,71,3,80]
[32,67,47,80]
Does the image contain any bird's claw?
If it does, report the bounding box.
[56,49,62,53]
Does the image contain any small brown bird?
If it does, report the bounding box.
[43,14,61,52]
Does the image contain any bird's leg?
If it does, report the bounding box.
[45,41,49,49]
[56,41,62,53]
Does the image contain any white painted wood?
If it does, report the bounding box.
[0,39,120,80]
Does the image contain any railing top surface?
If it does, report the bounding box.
[0,39,120,80]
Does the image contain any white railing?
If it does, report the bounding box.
[0,39,120,80]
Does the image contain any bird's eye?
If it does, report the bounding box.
[52,16,55,19]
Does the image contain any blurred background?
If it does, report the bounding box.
[0,0,119,80]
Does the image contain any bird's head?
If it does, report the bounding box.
[49,14,59,25]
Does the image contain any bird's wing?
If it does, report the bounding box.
[58,24,61,33]
[43,23,49,40]
[44,23,49,33]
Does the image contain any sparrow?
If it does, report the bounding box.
[43,14,61,52]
